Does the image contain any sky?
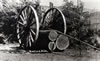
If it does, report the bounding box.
[40,0,100,11]
[82,0,100,11]
[40,0,64,6]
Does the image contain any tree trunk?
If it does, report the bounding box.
[48,30,58,42]
[56,35,69,51]
[48,42,56,52]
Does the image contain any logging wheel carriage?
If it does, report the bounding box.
[17,4,69,52]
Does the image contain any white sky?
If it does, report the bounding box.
[83,0,100,11]
[40,0,100,11]
[40,0,64,6]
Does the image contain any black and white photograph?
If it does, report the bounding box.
[0,0,99,61]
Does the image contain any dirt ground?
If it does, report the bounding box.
[0,44,99,61]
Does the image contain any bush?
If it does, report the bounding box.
[62,1,95,48]
[0,0,43,43]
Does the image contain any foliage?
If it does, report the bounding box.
[62,1,95,48]
[0,0,43,43]
[0,12,17,43]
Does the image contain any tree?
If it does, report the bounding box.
[62,1,95,47]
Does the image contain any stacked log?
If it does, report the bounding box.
[48,42,56,52]
[48,30,58,52]
[32,30,69,52]
[34,30,57,52]
[48,29,58,42]
[55,34,69,51]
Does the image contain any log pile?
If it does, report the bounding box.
[56,35,69,51]
[48,30,58,42]
[34,30,70,52]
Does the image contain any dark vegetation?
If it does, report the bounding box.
[62,1,98,49]
[0,11,17,43]
[62,2,91,39]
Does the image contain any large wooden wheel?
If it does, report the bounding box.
[42,8,68,52]
[17,5,39,48]
[42,8,67,34]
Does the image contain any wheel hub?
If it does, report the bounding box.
[23,21,27,26]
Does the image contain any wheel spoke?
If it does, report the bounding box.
[52,9,56,18]
[30,32,34,43]
[53,9,56,13]
[22,11,25,19]
[27,7,31,17]
[30,22,35,27]
[24,7,28,20]
[30,29,36,35]
[17,34,21,44]
[17,33,24,41]
[29,12,34,23]
[17,23,25,39]
[17,27,22,44]
[54,10,59,19]
[26,37,28,47]
[52,10,60,23]
[18,39,21,44]
[17,30,24,35]
[29,19,36,26]
[28,34,32,47]
[26,12,34,26]
[18,21,24,26]
[17,35,20,40]
[17,32,22,44]
[50,10,53,20]
[20,15,25,22]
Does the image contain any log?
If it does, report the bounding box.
[34,30,59,51]
[48,30,58,42]
[55,30,100,51]
[56,35,69,51]
[48,42,56,52]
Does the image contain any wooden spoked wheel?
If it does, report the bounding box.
[42,8,67,52]
[42,8,67,34]
[17,5,39,48]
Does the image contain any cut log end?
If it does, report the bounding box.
[48,30,58,42]
[48,42,56,52]
[56,35,69,51]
